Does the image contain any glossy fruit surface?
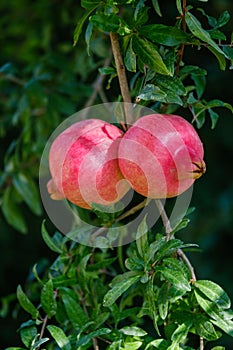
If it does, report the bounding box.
[118,114,206,198]
[48,119,130,209]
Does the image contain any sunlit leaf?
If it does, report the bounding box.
[195,280,231,309]
[41,279,57,318]
[47,325,71,350]
[132,36,171,75]
[103,272,141,307]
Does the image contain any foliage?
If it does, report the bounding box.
[1,0,233,349]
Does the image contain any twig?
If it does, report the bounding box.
[155,199,197,282]
[89,198,149,244]
[93,337,99,350]
[175,0,187,75]
[0,74,25,86]
[115,198,149,222]
[109,32,132,125]
[84,56,112,110]
[155,199,172,241]
[177,248,196,282]
[39,315,48,341]
[199,336,204,350]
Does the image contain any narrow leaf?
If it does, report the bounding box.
[145,339,171,349]
[2,187,27,234]
[41,221,63,253]
[125,38,137,72]
[140,24,190,46]
[77,328,111,347]
[47,325,71,350]
[152,0,162,17]
[74,7,97,46]
[119,326,147,336]
[41,279,57,318]
[132,36,170,75]
[208,109,219,129]
[62,293,88,328]
[13,173,42,215]
[195,280,231,309]
[171,321,192,343]
[81,0,100,9]
[136,215,148,258]
[186,12,226,57]
[103,272,141,307]
[17,285,39,319]
[20,326,37,348]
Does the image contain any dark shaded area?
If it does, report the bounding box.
[0,0,233,347]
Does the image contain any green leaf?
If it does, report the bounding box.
[155,239,194,262]
[158,283,169,320]
[74,7,97,46]
[138,84,167,101]
[121,341,143,350]
[208,109,219,129]
[217,10,231,28]
[90,14,130,35]
[171,321,192,344]
[103,272,141,307]
[47,325,71,350]
[176,0,182,15]
[85,21,93,55]
[136,215,148,258]
[2,187,27,234]
[81,0,100,9]
[119,326,147,336]
[132,36,171,75]
[20,326,37,348]
[62,293,88,328]
[195,280,231,309]
[157,258,191,292]
[194,314,221,341]
[145,339,171,349]
[41,221,63,254]
[12,173,42,215]
[31,338,50,350]
[140,24,190,46]
[207,46,226,70]
[194,289,224,320]
[211,347,225,350]
[190,73,206,98]
[155,74,186,95]
[76,328,111,347]
[185,12,226,57]
[5,348,27,350]
[125,38,137,72]
[41,279,57,318]
[152,0,162,17]
[17,285,39,319]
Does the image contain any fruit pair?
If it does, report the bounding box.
[47,114,206,209]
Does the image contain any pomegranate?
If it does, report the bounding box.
[118,114,206,198]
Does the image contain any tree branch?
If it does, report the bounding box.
[84,56,112,110]
[109,32,132,125]
[155,199,172,241]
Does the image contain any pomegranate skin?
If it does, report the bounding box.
[48,119,130,209]
[118,114,206,199]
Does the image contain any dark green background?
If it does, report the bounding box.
[0,0,233,347]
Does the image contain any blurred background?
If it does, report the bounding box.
[0,0,233,347]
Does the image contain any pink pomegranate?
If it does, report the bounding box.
[47,119,130,209]
[118,114,206,198]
